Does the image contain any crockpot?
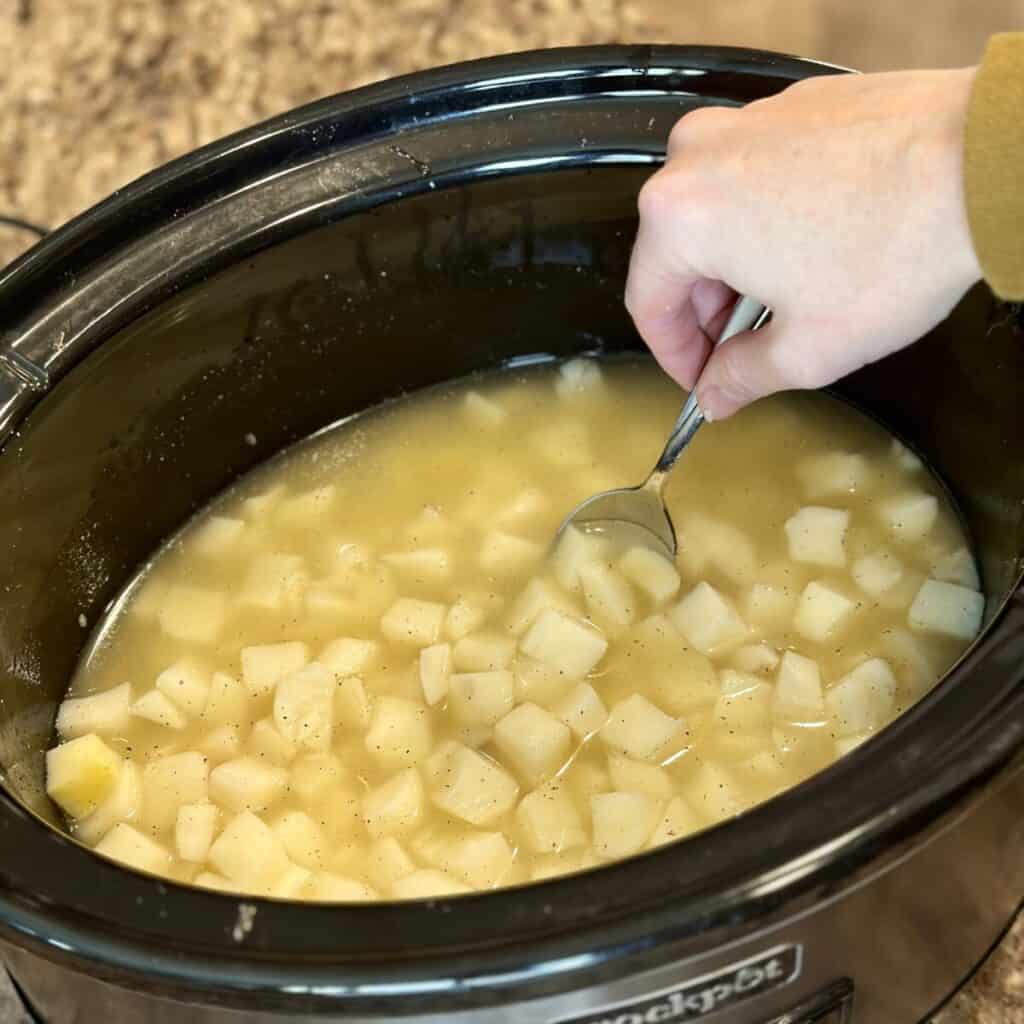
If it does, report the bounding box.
[0,45,1022,1024]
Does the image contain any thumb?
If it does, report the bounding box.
[696,318,837,421]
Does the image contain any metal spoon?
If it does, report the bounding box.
[556,295,768,558]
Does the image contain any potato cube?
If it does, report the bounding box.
[516,782,587,854]
[504,579,579,636]
[453,632,515,672]
[578,563,636,629]
[550,525,609,593]
[335,676,372,731]
[669,582,748,655]
[198,724,243,764]
[209,810,289,889]
[608,755,674,799]
[793,582,856,643]
[601,694,682,762]
[273,810,328,869]
[714,671,773,736]
[241,641,308,699]
[382,548,452,583]
[796,452,871,499]
[556,356,604,397]
[745,581,797,632]
[290,752,345,807]
[366,837,417,890]
[190,515,246,556]
[56,682,132,740]
[380,598,446,646]
[425,741,519,825]
[303,587,354,623]
[209,756,287,813]
[678,515,757,585]
[75,762,140,845]
[494,703,572,784]
[449,671,515,726]
[825,659,897,737]
[194,871,237,893]
[682,761,746,822]
[773,651,825,722]
[512,656,574,706]
[362,768,425,838]
[320,637,378,677]
[908,579,984,640]
[241,484,285,519]
[365,696,432,768]
[271,863,314,899]
[159,584,226,644]
[930,546,981,591]
[880,627,937,696]
[852,550,904,599]
[446,831,517,889]
[276,486,336,529]
[520,608,608,678]
[155,660,209,717]
[495,488,550,531]
[446,599,488,641]
[96,823,172,875]
[201,672,249,728]
[730,644,780,674]
[648,796,703,848]
[130,690,188,730]
[551,682,608,739]
[246,718,297,766]
[591,792,660,860]
[784,506,849,568]
[142,751,209,830]
[175,803,219,862]
[307,873,378,902]
[567,759,612,805]
[463,390,507,427]
[879,493,939,543]
[479,530,542,578]
[274,663,334,751]
[392,869,471,899]
[616,546,681,605]
[239,553,308,611]
[419,643,452,705]
[46,734,123,819]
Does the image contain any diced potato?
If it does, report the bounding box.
[75,761,140,845]
[366,837,417,890]
[130,690,188,730]
[364,696,432,768]
[56,682,132,740]
[852,550,904,599]
[463,390,507,427]
[96,823,172,875]
[241,641,309,699]
[246,718,298,766]
[363,768,425,838]
[274,663,334,752]
[495,488,550,530]
[601,694,682,762]
[530,850,590,881]
[392,869,471,899]
[890,438,924,472]
[879,493,939,543]
[425,742,519,826]
[520,609,608,678]
[504,579,579,637]
[796,452,871,499]
[320,637,378,677]
[380,598,446,646]
[793,582,856,644]
[273,810,328,869]
[551,682,608,739]
[155,660,209,717]
[303,587,354,622]
[271,863,314,899]
[449,671,515,726]
[730,644,780,674]
[745,582,797,632]
[784,506,849,568]
[445,831,517,889]
[578,563,636,629]
[453,632,515,671]
[908,579,984,640]
[382,548,452,583]
[591,792,660,860]
[334,675,372,731]
[556,356,604,397]
[199,724,243,763]
[304,872,377,901]
[239,553,308,611]
[209,810,290,889]
[158,584,226,644]
[930,546,981,591]
[825,659,897,737]
[682,760,747,822]
[142,751,209,830]
[731,748,796,800]
[616,546,681,605]
[241,484,285,519]
[494,703,572,784]
[189,515,246,556]
[46,734,123,819]
[607,755,674,799]
[419,643,451,705]
[175,803,219,862]
[772,651,826,723]
[276,486,337,529]
[195,871,237,893]
[512,656,574,706]
[201,672,249,728]
[290,752,345,807]
[669,582,747,655]
[516,782,587,854]
[479,530,542,578]
[446,599,488,641]
[648,795,703,848]
[550,525,609,593]
[678,515,757,585]
[713,671,773,736]
[209,756,287,813]
[880,627,938,696]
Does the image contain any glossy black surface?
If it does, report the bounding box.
[0,46,1021,1012]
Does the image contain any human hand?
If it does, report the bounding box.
[625,68,982,420]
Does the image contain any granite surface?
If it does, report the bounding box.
[0,1,1021,1021]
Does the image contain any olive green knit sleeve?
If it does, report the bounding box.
[964,33,1024,301]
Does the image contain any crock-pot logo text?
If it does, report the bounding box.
[551,945,801,1024]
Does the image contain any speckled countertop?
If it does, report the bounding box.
[0,2,1021,1021]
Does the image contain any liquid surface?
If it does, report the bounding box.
[45,358,983,900]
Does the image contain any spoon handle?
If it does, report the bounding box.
[651,294,767,477]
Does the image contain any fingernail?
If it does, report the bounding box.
[699,387,721,422]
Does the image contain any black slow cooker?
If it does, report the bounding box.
[0,46,1022,1024]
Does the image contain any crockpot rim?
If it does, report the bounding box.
[1,43,1022,1007]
